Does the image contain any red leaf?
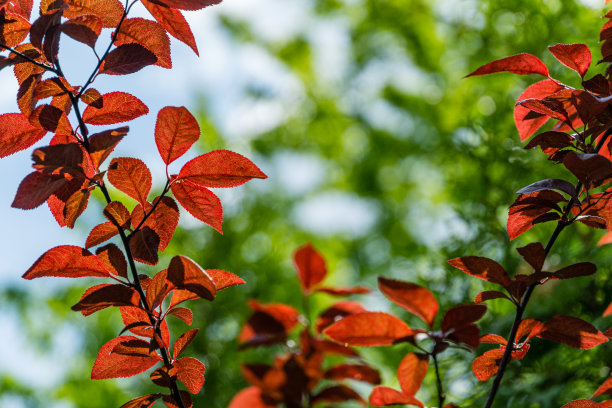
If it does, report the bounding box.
[173,328,198,359]
[324,363,381,384]
[120,306,170,346]
[131,196,179,251]
[514,80,565,142]
[129,227,160,265]
[12,172,68,210]
[168,255,216,301]
[155,106,200,164]
[561,400,602,408]
[88,126,129,168]
[475,290,511,303]
[83,92,148,125]
[115,18,172,69]
[517,242,546,271]
[324,312,414,346]
[120,394,161,408]
[0,112,47,157]
[72,283,140,315]
[146,269,170,310]
[228,387,274,408]
[62,188,90,227]
[206,269,245,290]
[311,385,365,405]
[397,353,428,397]
[441,304,487,333]
[91,335,160,379]
[141,0,198,55]
[517,98,568,122]
[81,88,104,108]
[96,244,128,278]
[369,387,424,407]
[316,301,368,333]
[178,149,267,188]
[293,243,327,293]
[100,43,157,75]
[563,152,612,188]
[86,222,119,249]
[517,318,541,342]
[472,348,505,381]
[174,357,205,394]
[599,231,612,246]
[23,245,111,279]
[162,391,193,408]
[548,43,591,77]
[171,180,223,233]
[148,0,221,10]
[63,0,124,28]
[104,201,131,228]
[448,256,511,288]
[7,0,33,19]
[62,15,102,48]
[33,77,74,99]
[594,376,612,398]
[553,262,597,280]
[315,285,371,296]
[378,277,438,327]
[466,53,549,77]
[480,334,507,345]
[238,301,299,348]
[604,302,612,317]
[107,157,152,205]
[167,307,193,325]
[0,11,30,47]
[533,315,609,349]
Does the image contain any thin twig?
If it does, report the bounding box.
[432,352,445,408]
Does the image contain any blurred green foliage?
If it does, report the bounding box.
[3,0,612,407]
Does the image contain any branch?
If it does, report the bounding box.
[432,352,445,408]
[0,43,58,73]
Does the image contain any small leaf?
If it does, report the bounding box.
[23,245,111,279]
[466,53,549,77]
[594,376,612,398]
[311,385,365,405]
[0,112,47,157]
[167,255,216,301]
[553,262,597,280]
[91,335,160,379]
[129,227,160,265]
[315,286,371,296]
[378,277,438,327]
[104,201,131,229]
[131,196,179,251]
[206,269,245,290]
[293,243,327,293]
[475,290,511,303]
[33,77,74,99]
[472,348,505,381]
[174,357,205,394]
[72,283,140,315]
[155,106,200,164]
[100,43,157,75]
[548,43,591,77]
[316,301,367,333]
[171,181,223,233]
[81,88,104,108]
[448,257,511,287]
[441,304,487,333]
[514,80,564,142]
[173,328,198,359]
[324,363,381,384]
[88,126,128,167]
[141,0,198,55]
[62,15,102,48]
[167,307,193,325]
[86,222,119,249]
[119,394,161,408]
[96,244,128,278]
[516,178,577,198]
[83,92,148,125]
[369,387,424,407]
[397,353,429,397]
[63,0,124,27]
[324,312,414,346]
[517,98,568,122]
[147,0,221,10]
[107,157,152,206]
[115,18,171,69]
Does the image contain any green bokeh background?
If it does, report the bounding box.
[2,0,612,407]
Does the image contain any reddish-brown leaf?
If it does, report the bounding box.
[228,387,273,408]
[324,363,381,384]
[115,18,171,69]
[448,256,511,288]
[517,242,546,271]
[472,348,505,381]
[480,334,507,345]
[517,98,568,122]
[533,315,608,349]
[12,172,68,210]
[206,269,245,290]
[441,304,487,332]
[474,290,511,303]
[147,269,170,310]
[23,245,111,279]
[63,188,90,228]
[315,285,371,296]
[120,306,170,346]
[96,243,128,278]
[378,277,438,327]
[324,312,414,346]
[86,222,119,248]
[594,376,612,398]
[155,106,200,164]
[237,301,299,348]
[517,318,541,342]
[33,77,74,99]
[397,353,428,397]
[173,328,198,359]
[107,157,152,205]
[311,385,365,405]
[91,335,161,379]
[0,112,47,157]
[17,73,41,116]
[174,357,205,394]
[178,150,267,188]
[162,391,193,408]
[129,227,160,265]
[369,387,424,407]
[466,53,549,77]
[83,92,148,125]
[563,152,612,188]
[293,243,327,293]
[553,262,597,280]
[104,201,131,228]
[141,0,198,55]
[131,196,179,251]
[1,11,31,47]
[72,283,140,315]
[28,104,72,135]
[316,301,367,333]
[561,400,602,408]
[100,43,157,75]
[171,180,223,233]
[147,0,221,10]
[62,15,102,48]
[150,365,177,387]
[167,307,193,325]
[7,0,33,19]
[514,80,565,142]
[63,0,124,28]
[548,43,591,78]
[88,126,128,168]
[119,394,161,408]
[168,255,216,301]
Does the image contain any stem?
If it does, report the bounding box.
[130,180,171,235]
[432,352,445,408]
[0,43,58,73]
[483,128,612,408]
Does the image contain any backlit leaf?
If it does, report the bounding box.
[174,357,205,394]
[168,255,216,301]
[12,172,68,210]
[472,348,504,381]
[178,149,267,188]
[63,0,124,28]
[397,353,428,397]
[141,0,198,55]
[129,227,160,265]
[155,106,200,164]
[62,15,102,48]
[33,77,74,99]
[516,242,546,271]
[553,262,597,280]
[0,112,47,157]
[475,290,511,303]
[173,328,198,359]
[594,376,612,398]
[83,92,148,125]
[147,0,221,10]
[104,201,131,228]
[466,53,549,77]
[86,222,119,248]
[206,269,245,290]
[293,242,327,293]
[167,307,193,325]
[72,283,140,315]
[120,394,161,408]
[23,245,111,279]
[378,277,438,327]
[29,104,73,134]
[324,312,414,346]
[316,301,367,333]
[131,196,179,251]
[563,152,612,188]
[0,11,31,47]
[107,157,152,205]
[228,387,273,408]
[115,18,171,69]
[514,80,564,142]
[516,179,577,199]
[324,363,381,384]
[311,385,365,405]
[171,180,223,233]
[548,43,591,77]
[91,335,160,379]
[96,243,128,278]
[441,304,487,333]
[100,43,157,75]
[448,257,511,287]
[533,315,608,349]
[369,387,424,407]
[88,126,128,168]
[561,400,602,408]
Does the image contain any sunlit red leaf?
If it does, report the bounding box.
[147,269,169,310]
[517,98,568,122]
[311,385,365,405]
[120,306,169,346]
[228,387,274,408]
[155,106,200,164]
[324,312,414,346]
[563,151,612,188]
[324,363,381,384]
[63,188,90,228]
[7,0,33,19]
[441,304,487,333]
[119,394,161,408]
[238,301,299,348]
[533,315,608,349]
[594,376,612,398]
[397,353,428,396]
[316,301,368,333]
[131,196,179,251]
[167,307,193,325]
[467,53,549,77]
[86,222,119,248]
[147,0,221,10]
[91,335,160,379]
[72,283,140,315]
[561,400,602,408]
[100,43,157,75]
[12,172,68,210]
[516,318,541,342]
[599,231,612,246]
[88,126,128,168]
[516,242,546,272]
[62,15,102,48]
[173,328,198,359]
[33,77,74,99]
[83,92,148,125]
[141,0,198,55]
[480,334,507,345]
[448,256,511,287]
[174,357,205,394]
[475,290,511,303]
[107,157,152,205]
[604,302,612,317]
[369,386,424,407]
[171,181,223,233]
[315,286,371,296]
[168,255,216,301]
[178,150,267,188]
[29,104,73,135]
[63,0,124,28]
[0,112,47,158]
[1,11,31,47]
[548,43,591,77]
[115,18,171,69]
[206,269,245,290]
[162,391,193,408]
[472,348,505,381]
[129,227,160,265]
[96,243,128,278]
[378,277,438,327]
[81,88,104,108]
[104,201,131,228]
[17,73,41,116]
[507,190,566,240]
[293,243,327,293]
[23,245,111,279]
[514,80,565,142]
[150,365,177,387]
